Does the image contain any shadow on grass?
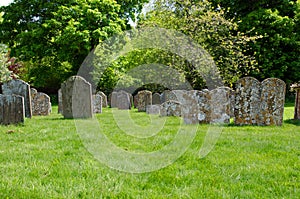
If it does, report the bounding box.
[284,119,300,126]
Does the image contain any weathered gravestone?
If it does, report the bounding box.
[209,87,231,124]
[234,77,261,125]
[0,94,24,125]
[260,78,285,125]
[152,93,161,105]
[110,92,118,108]
[161,90,177,103]
[146,105,161,115]
[31,88,52,116]
[2,79,32,118]
[61,76,93,118]
[291,83,300,120]
[96,91,108,108]
[172,90,199,124]
[117,90,132,110]
[234,77,286,126]
[92,94,102,113]
[137,90,152,112]
[196,90,211,124]
[133,94,138,108]
[58,89,63,114]
[160,100,182,117]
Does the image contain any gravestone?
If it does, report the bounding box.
[234,77,261,125]
[110,92,118,108]
[260,78,286,125]
[92,94,102,113]
[61,76,93,119]
[160,100,182,117]
[117,90,131,110]
[2,79,32,118]
[196,90,211,124]
[146,105,161,115]
[291,83,300,120]
[137,90,152,112]
[209,87,231,124]
[31,91,51,116]
[0,94,24,125]
[58,89,63,114]
[152,93,161,105]
[133,94,138,108]
[96,91,107,108]
[161,90,177,103]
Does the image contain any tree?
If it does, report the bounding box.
[0,0,148,90]
[210,0,300,86]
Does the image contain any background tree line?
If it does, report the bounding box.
[0,0,299,96]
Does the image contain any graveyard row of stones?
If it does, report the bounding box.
[108,77,286,126]
[0,79,52,125]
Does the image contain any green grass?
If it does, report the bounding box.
[0,105,299,198]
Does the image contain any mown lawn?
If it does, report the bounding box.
[0,105,299,198]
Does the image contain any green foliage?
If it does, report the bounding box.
[210,0,300,86]
[0,44,12,83]
[0,0,148,90]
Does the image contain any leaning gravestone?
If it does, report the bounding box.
[160,100,182,117]
[260,78,286,126]
[152,93,161,105]
[117,90,131,110]
[92,94,102,113]
[137,90,152,112]
[234,77,261,125]
[2,79,32,118]
[61,76,93,118]
[31,91,52,116]
[209,87,231,124]
[58,89,63,114]
[0,94,25,125]
[96,91,108,108]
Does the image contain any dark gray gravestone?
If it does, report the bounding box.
[117,90,131,110]
[0,94,24,125]
[137,90,152,112]
[260,78,286,126]
[110,92,118,108]
[2,79,32,118]
[61,76,93,119]
[152,93,161,105]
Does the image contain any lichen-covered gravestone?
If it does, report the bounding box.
[0,94,25,125]
[92,94,102,113]
[152,93,161,105]
[234,77,261,125]
[2,79,32,118]
[117,90,132,110]
[161,90,177,103]
[137,90,152,112]
[31,88,52,116]
[160,100,182,117]
[96,91,107,108]
[260,78,285,125]
[209,87,231,124]
[196,90,211,124]
[61,76,93,118]
[291,83,300,120]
